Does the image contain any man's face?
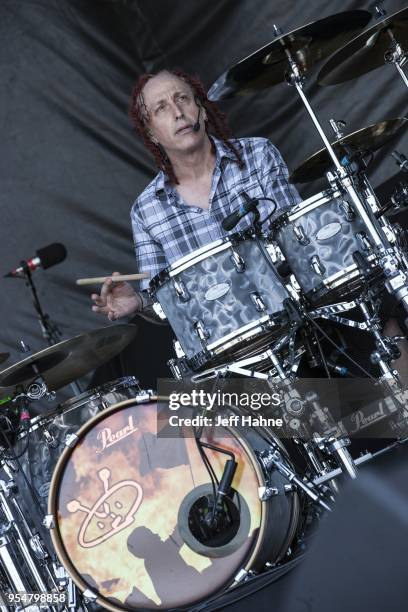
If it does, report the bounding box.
[142,72,205,155]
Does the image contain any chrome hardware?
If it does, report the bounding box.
[230,249,245,272]
[173,340,185,358]
[310,255,326,276]
[250,292,266,312]
[258,486,279,501]
[173,279,190,302]
[340,200,355,221]
[193,319,210,343]
[43,515,55,530]
[152,301,167,320]
[292,224,309,245]
[356,231,372,252]
[64,433,78,448]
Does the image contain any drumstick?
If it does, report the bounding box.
[76,273,149,286]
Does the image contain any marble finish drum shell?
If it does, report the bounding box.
[271,190,380,305]
[48,396,299,611]
[150,235,289,362]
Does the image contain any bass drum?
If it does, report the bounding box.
[48,394,300,611]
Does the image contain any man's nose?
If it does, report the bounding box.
[172,102,184,119]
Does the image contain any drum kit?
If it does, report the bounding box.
[1,6,408,612]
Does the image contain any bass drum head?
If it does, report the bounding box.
[49,397,298,611]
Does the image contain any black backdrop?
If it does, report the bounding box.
[1,0,408,394]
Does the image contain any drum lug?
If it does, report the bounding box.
[173,279,190,302]
[310,255,326,276]
[340,200,355,221]
[230,249,246,272]
[293,224,309,245]
[43,514,55,530]
[258,485,279,500]
[152,301,167,320]
[356,231,372,252]
[284,484,296,493]
[234,568,249,583]
[83,589,98,601]
[64,433,78,448]
[173,340,185,358]
[193,319,210,343]
[250,292,266,312]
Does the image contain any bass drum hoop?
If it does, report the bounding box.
[48,397,299,611]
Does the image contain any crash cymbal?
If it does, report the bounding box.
[318,7,408,86]
[0,353,9,365]
[208,11,371,100]
[0,324,138,392]
[290,118,408,183]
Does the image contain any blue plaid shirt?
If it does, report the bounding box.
[131,136,301,291]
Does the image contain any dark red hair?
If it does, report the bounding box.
[128,69,243,184]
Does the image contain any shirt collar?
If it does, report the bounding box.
[154,136,242,196]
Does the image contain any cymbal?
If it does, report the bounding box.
[0,325,138,392]
[318,7,408,86]
[208,11,371,100]
[0,353,9,365]
[290,118,408,184]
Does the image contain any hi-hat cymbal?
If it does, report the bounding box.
[318,7,408,86]
[0,324,138,392]
[208,11,371,100]
[0,353,9,365]
[290,118,408,184]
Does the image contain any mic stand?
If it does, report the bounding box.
[21,263,82,395]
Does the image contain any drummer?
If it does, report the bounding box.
[91,69,300,321]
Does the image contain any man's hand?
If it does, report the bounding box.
[91,272,142,321]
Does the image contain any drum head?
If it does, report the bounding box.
[49,398,267,611]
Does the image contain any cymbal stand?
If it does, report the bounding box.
[279,38,408,314]
[384,25,408,89]
[20,264,82,395]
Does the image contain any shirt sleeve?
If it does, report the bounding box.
[131,202,167,292]
[259,140,302,211]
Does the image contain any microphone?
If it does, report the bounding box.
[221,193,259,231]
[392,150,408,173]
[5,243,67,278]
[192,104,201,132]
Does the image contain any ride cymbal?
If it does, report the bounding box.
[290,118,408,183]
[208,11,371,100]
[318,7,408,86]
[0,324,138,392]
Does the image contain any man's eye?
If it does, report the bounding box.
[156,105,165,113]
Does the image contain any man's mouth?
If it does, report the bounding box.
[176,125,193,134]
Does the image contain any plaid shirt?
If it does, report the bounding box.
[131,136,301,291]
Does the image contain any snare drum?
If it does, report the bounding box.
[48,394,299,610]
[271,189,381,305]
[150,233,290,370]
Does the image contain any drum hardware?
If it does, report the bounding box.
[290,118,408,184]
[0,324,138,395]
[312,437,408,488]
[318,6,408,90]
[45,395,300,610]
[150,233,291,369]
[312,436,357,480]
[258,448,331,512]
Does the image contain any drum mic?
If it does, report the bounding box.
[5,243,67,278]
[221,193,259,231]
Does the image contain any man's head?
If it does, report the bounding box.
[129,69,242,183]
[138,71,207,155]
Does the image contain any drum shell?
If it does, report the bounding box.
[48,396,299,611]
[152,236,289,360]
[272,191,379,304]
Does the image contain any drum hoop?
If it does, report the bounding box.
[48,395,277,610]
